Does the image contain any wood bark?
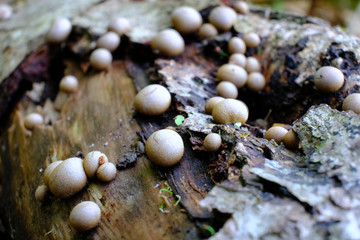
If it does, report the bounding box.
[0,0,360,239]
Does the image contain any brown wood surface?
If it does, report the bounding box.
[1,55,203,239]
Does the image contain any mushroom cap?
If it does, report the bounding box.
[265,126,288,144]
[35,185,48,202]
[342,93,360,114]
[212,99,249,124]
[209,6,237,31]
[228,37,246,54]
[96,162,117,182]
[47,18,72,43]
[216,81,238,99]
[24,113,44,130]
[96,31,121,52]
[198,23,218,39]
[229,53,246,68]
[83,151,109,179]
[44,160,63,187]
[205,96,224,115]
[69,201,101,231]
[134,84,171,116]
[59,75,78,93]
[49,157,87,198]
[145,129,184,167]
[314,66,344,92]
[217,63,248,88]
[89,48,112,70]
[247,72,266,91]
[108,17,131,36]
[243,32,260,48]
[171,6,202,34]
[245,57,261,73]
[233,1,249,14]
[151,29,185,57]
[204,133,222,152]
[284,129,300,149]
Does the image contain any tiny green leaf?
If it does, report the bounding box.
[203,224,216,236]
[175,115,185,126]
[174,195,181,206]
[159,189,173,195]
[164,181,172,191]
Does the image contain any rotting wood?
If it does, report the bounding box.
[1,59,199,239]
[1,0,360,239]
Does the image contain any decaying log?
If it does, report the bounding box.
[1,0,360,239]
[2,58,200,239]
[0,0,100,85]
[201,105,360,239]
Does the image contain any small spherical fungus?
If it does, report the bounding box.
[205,96,224,115]
[216,81,238,99]
[247,72,266,91]
[243,32,260,48]
[217,63,248,88]
[96,31,121,52]
[49,157,87,198]
[212,99,249,124]
[151,29,184,57]
[59,75,78,93]
[89,48,113,70]
[342,93,360,114]
[108,17,131,36]
[233,1,249,14]
[229,53,246,68]
[0,4,13,20]
[284,129,300,149]
[228,37,246,54]
[134,84,172,116]
[35,185,48,202]
[245,57,261,73]
[171,6,202,34]
[47,18,72,43]
[265,126,288,144]
[69,201,101,232]
[44,160,63,187]
[314,66,344,92]
[208,6,237,31]
[24,113,44,130]
[199,23,218,39]
[145,129,184,167]
[96,162,117,182]
[204,133,222,152]
[83,151,109,179]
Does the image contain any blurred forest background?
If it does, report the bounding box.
[2,0,360,35]
[250,0,360,36]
